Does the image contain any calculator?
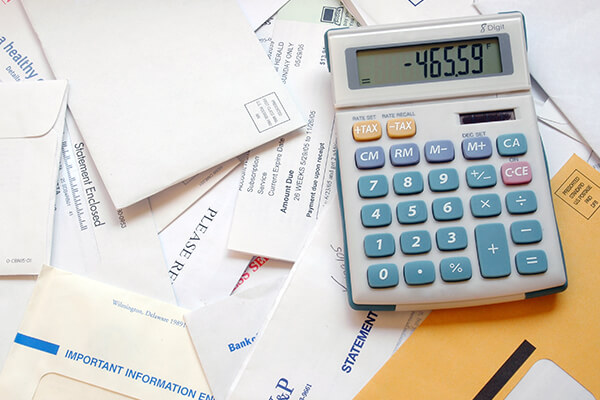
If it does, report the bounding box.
[325,13,567,310]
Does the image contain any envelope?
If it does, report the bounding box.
[0,80,67,275]
[21,0,305,209]
[475,0,600,158]
[356,154,600,399]
[0,265,213,400]
[226,203,421,400]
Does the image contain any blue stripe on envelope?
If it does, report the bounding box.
[14,333,60,355]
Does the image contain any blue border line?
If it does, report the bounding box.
[14,333,60,355]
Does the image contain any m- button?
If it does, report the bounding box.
[352,120,382,141]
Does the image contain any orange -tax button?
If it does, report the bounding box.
[387,117,416,138]
[352,120,382,142]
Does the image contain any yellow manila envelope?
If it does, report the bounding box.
[356,154,600,399]
[0,266,213,400]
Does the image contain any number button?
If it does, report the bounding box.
[440,257,472,282]
[510,220,542,244]
[466,165,497,188]
[432,197,463,221]
[462,137,492,159]
[393,171,424,195]
[470,194,502,217]
[506,190,537,214]
[400,230,431,254]
[358,175,388,198]
[497,133,527,156]
[436,227,468,251]
[428,168,459,191]
[425,140,454,163]
[397,200,428,224]
[390,143,420,166]
[364,233,396,257]
[361,204,392,227]
[367,264,399,288]
[404,261,435,285]
[355,146,385,169]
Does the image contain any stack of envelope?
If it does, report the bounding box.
[1,0,599,398]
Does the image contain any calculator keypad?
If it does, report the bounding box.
[340,96,566,309]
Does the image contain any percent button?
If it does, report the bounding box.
[440,257,472,282]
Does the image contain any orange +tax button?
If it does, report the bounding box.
[387,117,416,138]
[352,120,382,141]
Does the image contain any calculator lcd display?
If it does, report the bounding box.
[356,37,502,87]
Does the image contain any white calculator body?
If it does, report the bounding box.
[325,13,567,310]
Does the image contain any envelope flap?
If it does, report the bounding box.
[0,80,68,139]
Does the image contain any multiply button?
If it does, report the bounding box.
[501,161,532,185]
[387,117,416,138]
[352,120,382,141]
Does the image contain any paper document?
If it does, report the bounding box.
[356,154,600,398]
[149,158,240,233]
[22,0,305,208]
[0,266,213,400]
[0,80,67,275]
[237,0,290,30]
[159,167,252,309]
[227,203,422,400]
[229,16,348,261]
[341,0,477,25]
[186,278,286,400]
[475,0,600,158]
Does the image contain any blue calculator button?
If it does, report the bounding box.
[506,190,537,214]
[355,146,385,169]
[390,143,420,166]
[510,220,543,244]
[475,223,511,278]
[428,168,459,191]
[367,264,400,288]
[465,165,497,188]
[470,193,502,217]
[424,140,455,163]
[515,250,548,275]
[396,200,428,224]
[497,133,527,156]
[364,233,396,257]
[358,175,388,198]
[393,171,424,195]
[361,204,392,227]
[440,257,472,282]
[436,227,468,251]
[400,230,431,254]
[462,137,492,159]
[404,261,435,285]
[432,197,463,221]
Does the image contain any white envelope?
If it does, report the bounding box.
[475,0,600,157]
[227,204,421,400]
[0,266,213,400]
[0,80,67,275]
[22,0,305,209]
